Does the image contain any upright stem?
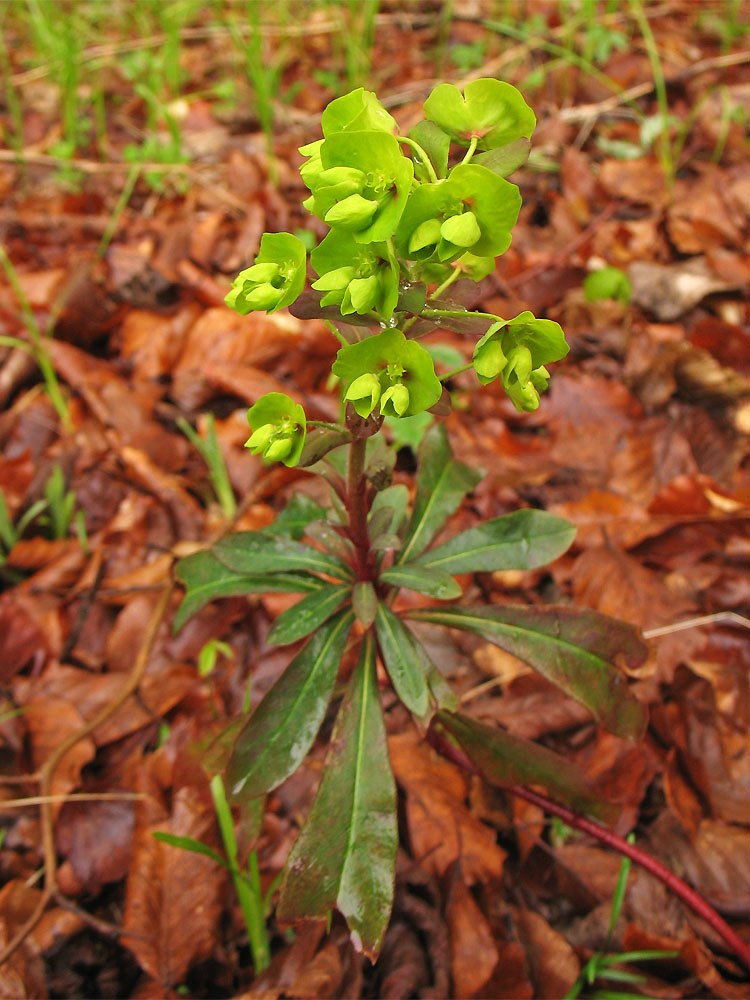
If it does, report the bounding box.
[346,436,371,579]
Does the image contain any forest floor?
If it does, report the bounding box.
[1,2,750,997]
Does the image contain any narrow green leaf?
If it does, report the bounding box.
[152,831,228,870]
[375,603,431,720]
[410,605,648,740]
[277,633,397,960]
[173,549,322,632]
[213,529,353,580]
[437,710,618,822]
[380,563,461,600]
[267,585,351,645]
[474,137,531,176]
[415,509,576,574]
[265,494,327,539]
[226,610,354,799]
[399,423,482,564]
[352,581,377,629]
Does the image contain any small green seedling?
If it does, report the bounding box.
[174,80,649,962]
[153,775,272,974]
[0,465,86,577]
[564,835,679,999]
[177,413,237,519]
[584,266,632,305]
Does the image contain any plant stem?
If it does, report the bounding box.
[427,726,750,971]
[439,362,474,382]
[397,135,439,183]
[430,266,462,300]
[345,435,371,580]
[461,136,479,165]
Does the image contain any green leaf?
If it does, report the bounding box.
[436,710,618,822]
[321,88,397,136]
[584,267,632,304]
[297,426,353,467]
[369,484,409,537]
[267,584,351,645]
[380,564,461,600]
[474,137,531,176]
[399,423,482,564]
[423,78,535,149]
[265,494,327,540]
[374,603,431,720]
[409,119,451,179]
[416,509,576,574]
[410,605,648,740]
[173,550,322,632]
[213,530,353,581]
[277,633,397,959]
[226,609,355,799]
[152,832,229,870]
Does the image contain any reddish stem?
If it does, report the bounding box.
[345,436,373,580]
[427,726,750,971]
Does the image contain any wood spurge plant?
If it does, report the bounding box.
[175,80,650,961]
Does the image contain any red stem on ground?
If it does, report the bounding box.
[427,725,750,972]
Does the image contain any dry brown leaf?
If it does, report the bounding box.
[56,798,135,895]
[514,907,579,1000]
[123,783,226,988]
[445,867,499,999]
[389,730,506,885]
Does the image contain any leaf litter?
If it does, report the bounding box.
[1,2,750,996]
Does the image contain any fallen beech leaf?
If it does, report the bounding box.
[446,866,499,998]
[0,593,49,681]
[515,907,579,1000]
[123,784,226,987]
[23,696,96,809]
[628,258,737,321]
[56,798,135,895]
[389,729,506,884]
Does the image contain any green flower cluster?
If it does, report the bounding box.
[472,312,569,412]
[222,80,570,463]
[245,394,307,467]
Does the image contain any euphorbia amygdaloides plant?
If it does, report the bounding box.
[175,79,648,959]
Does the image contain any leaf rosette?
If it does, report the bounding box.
[245,392,307,466]
[423,78,536,149]
[310,231,398,320]
[395,163,521,264]
[332,329,442,419]
[225,233,307,315]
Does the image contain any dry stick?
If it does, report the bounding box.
[427,726,750,972]
[0,582,173,968]
[558,48,750,125]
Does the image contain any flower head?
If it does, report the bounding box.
[246,393,307,467]
[225,233,307,315]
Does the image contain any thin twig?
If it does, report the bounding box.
[0,582,172,967]
[427,725,750,971]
